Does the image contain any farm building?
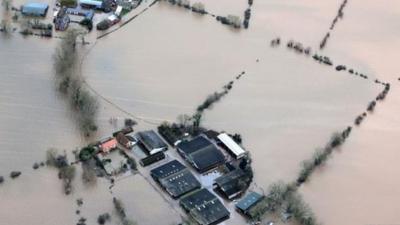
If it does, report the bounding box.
[139,151,165,167]
[116,132,134,149]
[213,169,251,200]
[21,2,49,17]
[137,130,168,155]
[180,188,230,225]
[151,160,201,198]
[54,7,70,31]
[177,136,225,173]
[99,137,118,154]
[235,192,265,216]
[79,0,102,9]
[217,133,246,159]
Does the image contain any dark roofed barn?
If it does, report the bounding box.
[177,136,225,173]
[151,160,200,199]
[137,130,168,155]
[151,160,185,180]
[140,151,165,167]
[213,169,251,200]
[177,135,212,155]
[180,188,230,225]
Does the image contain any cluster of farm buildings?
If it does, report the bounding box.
[80,126,265,225]
[17,0,141,35]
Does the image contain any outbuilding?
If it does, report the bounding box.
[21,2,49,17]
[137,130,168,155]
[139,151,165,167]
[235,192,265,216]
[79,0,103,9]
[213,169,251,200]
[217,133,246,159]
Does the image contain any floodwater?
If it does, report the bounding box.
[1,0,399,225]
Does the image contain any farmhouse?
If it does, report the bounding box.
[180,188,230,225]
[177,136,225,173]
[99,137,118,154]
[137,130,168,155]
[235,192,265,216]
[217,133,246,159]
[21,3,49,17]
[151,160,201,198]
[213,169,251,200]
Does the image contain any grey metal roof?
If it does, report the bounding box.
[150,160,185,180]
[151,160,200,198]
[137,130,168,152]
[22,3,49,16]
[235,192,264,212]
[180,189,230,225]
[214,169,248,199]
[177,136,225,173]
[160,169,201,198]
[177,136,212,155]
[189,145,225,173]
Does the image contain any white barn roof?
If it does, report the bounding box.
[217,133,246,158]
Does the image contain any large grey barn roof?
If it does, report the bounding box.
[177,136,212,155]
[189,145,225,173]
[150,160,185,180]
[137,130,167,151]
[177,136,225,173]
[160,169,201,198]
[180,188,230,225]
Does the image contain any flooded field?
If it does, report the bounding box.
[1,0,399,225]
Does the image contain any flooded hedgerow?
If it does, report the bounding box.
[113,198,137,225]
[297,127,352,185]
[248,182,318,225]
[319,0,349,49]
[53,29,99,137]
[46,148,77,195]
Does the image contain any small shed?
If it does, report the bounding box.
[235,192,265,216]
[22,3,49,17]
[217,133,246,159]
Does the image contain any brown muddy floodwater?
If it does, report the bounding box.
[1,0,400,225]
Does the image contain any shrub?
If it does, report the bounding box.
[113,198,126,219]
[0,19,11,34]
[191,2,205,14]
[97,213,111,225]
[1,0,12,11]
